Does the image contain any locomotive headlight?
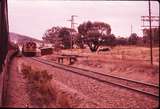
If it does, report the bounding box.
[98,38,102,41]
[19,45,22,51]
[14,40,17,44]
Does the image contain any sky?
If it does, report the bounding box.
[8,0,159,40]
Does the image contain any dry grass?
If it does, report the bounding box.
[21,54,159,108]
[49,79,101,108]
[21,63,53,107]
[58,46,159,65]
[59,46,159,85]
[21,61,101,108]
[36,46,159,107]
[110,46,159,63]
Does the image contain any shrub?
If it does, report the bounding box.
[21,63,53,106]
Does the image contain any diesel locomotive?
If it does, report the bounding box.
[22,41,37,57]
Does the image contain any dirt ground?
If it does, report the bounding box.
[44,45,159,85]
[21,57,159,108]
[6,45,158,108]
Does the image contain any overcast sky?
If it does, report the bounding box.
[8,0,159,40]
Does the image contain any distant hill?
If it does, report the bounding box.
[9,32,43,44]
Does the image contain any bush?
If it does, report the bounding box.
[21,63,53,106]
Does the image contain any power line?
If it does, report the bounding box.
[141,1,159,65]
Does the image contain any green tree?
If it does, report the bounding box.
[101,34,116,46]
[142,28,159,46]
[116,37,128,45]
[59,27,77,49]
[78,21,112,52]
[85,32,102,52]
[128,33,138,45]
[42,27,77,49]
[74,33,85,49]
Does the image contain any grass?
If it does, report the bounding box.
[21,63,53,107]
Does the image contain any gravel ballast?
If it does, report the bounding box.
[22,57,159,108]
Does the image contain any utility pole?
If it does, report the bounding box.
[67,15,78,50]
[141,5,159,66]
[141,2,159,65]
[67,15,78,29]
[149,0,153,65]
[131,24,133,34]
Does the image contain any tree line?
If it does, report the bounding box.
[42,21,159,52]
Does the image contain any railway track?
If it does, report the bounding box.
[31,57,159,99]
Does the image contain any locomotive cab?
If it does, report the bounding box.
[22,41,37,57]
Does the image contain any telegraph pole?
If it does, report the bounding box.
[67,15,78,50]
[149,0,153,65]
[141,2,159,65]
[131,24,133,34]
[67,15,78,29]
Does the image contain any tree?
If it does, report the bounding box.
[42,26,61,43]
[128,33,138,45]
[101,34,116,47]
[42,27,77,49]
[116,37,128,45]
[74,33,85,49]
[78,21,111,36]
[85,32,102,52]
[59,27,77,49]
[78,21,112,52]
[142,28,159,46]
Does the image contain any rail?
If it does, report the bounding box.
[31,57,159,99]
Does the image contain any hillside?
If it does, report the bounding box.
[9,32,43,44]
